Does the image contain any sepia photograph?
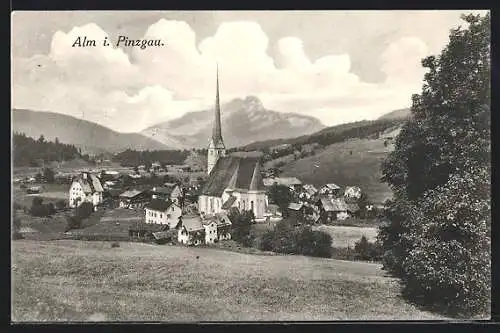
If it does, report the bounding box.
[11,10,491,322]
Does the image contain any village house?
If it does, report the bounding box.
[264,204,283,219]
[263,177,303,192]
[119,189,150,209]
[68,172,104,210]
[163,183,183,206]
[287,202,307,224]
[344,186,362,200]
[319,183,341,196]
[317,196,349,223]
[198,68,268,220]
[26,186,41,194]
[144,199,182,228]
[151,186,173,201]
[177,214,232,246]
[149,162,162,173]
[299,184,319,202]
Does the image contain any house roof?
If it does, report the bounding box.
[322,183,341,190]
[145,199,175,212]
[76,173,103,194]
[302,184,318,196]
[221,195,237,210]
[152,186,173,195]
[288,202,304,211]
[345,186,362,197]
[129,222,165,233]
[320,197,348,212]
[200,156,265,196]
[181,215,204,232]
[263,177,302,187]
[119,189,144,198]
[152,231,171,240]
[204,213,232,227]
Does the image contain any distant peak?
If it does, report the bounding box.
[243,96,264,111]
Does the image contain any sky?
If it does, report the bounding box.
[11,10,488,133]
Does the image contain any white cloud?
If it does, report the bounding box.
[12,19,434,132]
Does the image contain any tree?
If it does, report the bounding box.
[228,209,254,247]
[267,184,293,217]
[379,14,490,316]
[43,167,55,183]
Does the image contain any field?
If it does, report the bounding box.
[280,138,394,204]
[11,240,448,321]
[313,225,378,248]
[13,183,69,208]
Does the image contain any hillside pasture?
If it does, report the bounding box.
[281,138,394,204]
[11,240,448,321]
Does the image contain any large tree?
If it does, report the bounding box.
[379,13,490,316]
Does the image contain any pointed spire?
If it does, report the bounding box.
[212,63,223,145]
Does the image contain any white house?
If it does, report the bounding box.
[144,199,182,228]
[68,172,104,210]
[177,214,232,246]
[177,216,205,246]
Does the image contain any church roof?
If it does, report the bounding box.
[201,156,265,196]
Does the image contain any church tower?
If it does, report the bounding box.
[207,65,226,175]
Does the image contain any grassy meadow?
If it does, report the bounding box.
[11,240,449,322]
[281,138,394,204]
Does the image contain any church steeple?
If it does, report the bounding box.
[207,64,226,175]
[212,64,223,146]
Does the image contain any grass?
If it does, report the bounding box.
[11,240,449,321]
[313,225,378,248]
[280,138,394,204]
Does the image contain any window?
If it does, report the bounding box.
[160,214,163,218]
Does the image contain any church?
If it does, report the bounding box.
[198,68,268,220]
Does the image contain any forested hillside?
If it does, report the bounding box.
[13,132,89,167]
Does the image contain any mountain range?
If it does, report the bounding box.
[140,96,326,149]
[12,109,171,154]
[12,96,326,153]
[12,99,410,155]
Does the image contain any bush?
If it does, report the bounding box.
[258,220,332,258]
[353,236,383,262]
[29,198,55,217]
[75,202,94,219]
